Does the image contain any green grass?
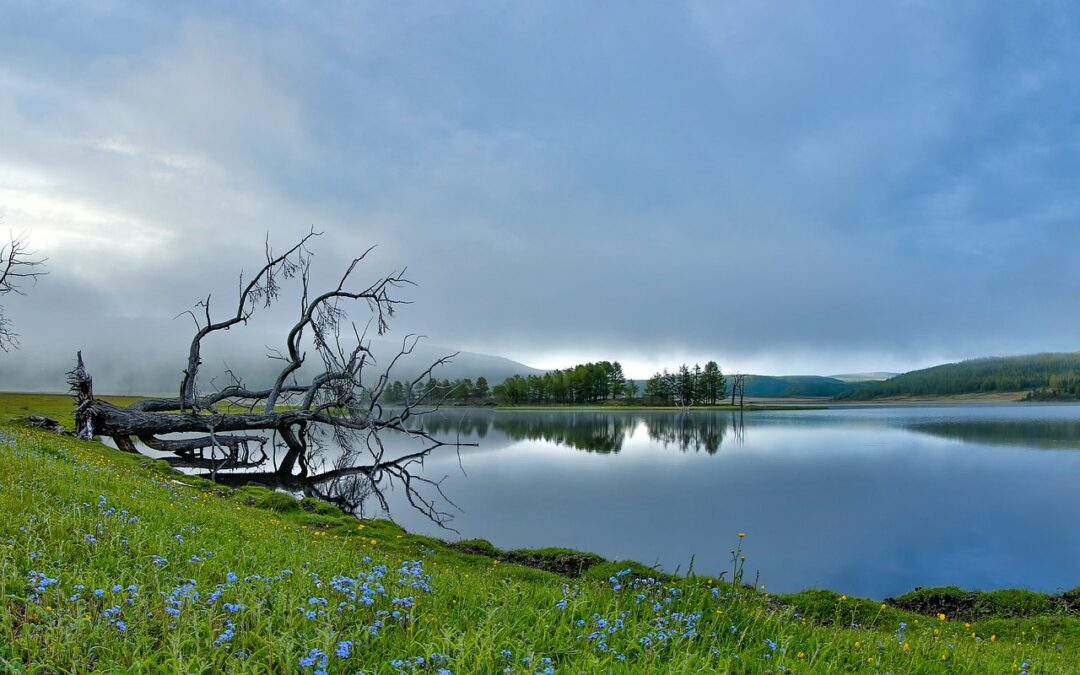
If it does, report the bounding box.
[0,393,1076,672]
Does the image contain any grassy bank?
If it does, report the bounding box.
[1,393,1075,672]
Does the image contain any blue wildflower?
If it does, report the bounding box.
[214,621,236,646]
[300,648,327,669]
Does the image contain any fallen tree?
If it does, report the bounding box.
[69,230,467,525]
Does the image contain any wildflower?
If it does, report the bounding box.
[300,648,328,670]
[555,599,568,610]
[938,613,946,621]
[213,621,236,646]
[335,641,353,658]
[738,532,746,538]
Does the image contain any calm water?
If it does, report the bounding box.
[372,404,1080,599]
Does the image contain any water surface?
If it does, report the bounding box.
[377,404,1080,599]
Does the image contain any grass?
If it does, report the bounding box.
[1,393,1076,672]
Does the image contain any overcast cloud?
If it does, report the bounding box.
[2,1,1080,381]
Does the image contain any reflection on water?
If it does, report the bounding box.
[378,404,1080,599]
[906,419,1080,450]
[422,411,745,454]
[421,406,1080,454]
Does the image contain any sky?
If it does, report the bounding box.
[2,1,1080,380]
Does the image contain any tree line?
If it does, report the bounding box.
[382,359,742,407]
[492,361,635,404]
[382,361,636,405]
[381,376,491,404]
[642,361,733,406]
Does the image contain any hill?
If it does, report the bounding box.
[837,351,1080,400]
[742,375,866,398]
[628,375,868,399]
[829,372,899,383]
[0,326,545,396]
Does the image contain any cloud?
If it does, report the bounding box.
[1,1,1080,382]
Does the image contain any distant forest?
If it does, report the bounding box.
[381,361,635,405]
[838,352,1080,400]
[379,359,873,405]
[492,362,636,404]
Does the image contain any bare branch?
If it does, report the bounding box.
[0,230,47,351]
[74,232,463,526]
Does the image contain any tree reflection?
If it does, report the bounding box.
[422,410,747,454]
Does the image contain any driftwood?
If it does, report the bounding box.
[23,415,69,435]
[69,231,470,526]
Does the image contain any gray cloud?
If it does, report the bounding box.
[2,1,1080,382]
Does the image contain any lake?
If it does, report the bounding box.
[372,404,1080,600]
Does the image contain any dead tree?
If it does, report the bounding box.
[729,373,746,408]
[0,231,47,351]
[69,230,468,526]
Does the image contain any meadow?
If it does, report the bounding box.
[1,393,1075,673]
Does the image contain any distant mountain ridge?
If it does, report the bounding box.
[627,374,871,399]
[829,372,899,383]
[741,375,865,398]
[836,352,1080,400]
[0,329,546,396]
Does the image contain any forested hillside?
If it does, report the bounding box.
[837,352,1080,400]
[742,375,864,398]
